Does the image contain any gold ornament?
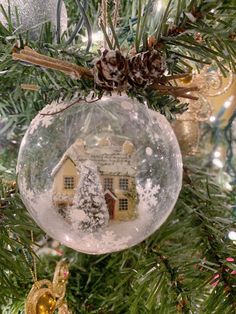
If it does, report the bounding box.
[172,94,211,155]
[194,66,233,97]
[172,120,199,155]
[25,260,71,314]
[177,66,233,97]
[174,66,234,155]
[36,291,56,314]
[172,68,224,155]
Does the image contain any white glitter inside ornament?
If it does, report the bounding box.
[0,0,67,39]
[17,95,183,254]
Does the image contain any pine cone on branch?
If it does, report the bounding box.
[94,49,128,90]
[128,50,166,88]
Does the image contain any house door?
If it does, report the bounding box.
[105,193,116,220]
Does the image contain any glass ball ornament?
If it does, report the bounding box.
[17,95,183,254]
[0,0,67,40]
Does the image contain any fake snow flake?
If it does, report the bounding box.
[146,147,153,156]
[28,101,69,135]
[137,179,160,209]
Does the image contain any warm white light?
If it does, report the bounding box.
[92,31,104,43]
[155,1,163,12]
[82,31,104,43]
[209,116,216,122]
[212,158,224,168]
[224,182,232,191]
[223,95,234,109]
[214,151,221,158]
[228,231,236,241]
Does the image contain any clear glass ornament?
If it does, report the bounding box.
[17,95,183,254]
[0,0,67,39]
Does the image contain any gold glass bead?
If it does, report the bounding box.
[36,292,56,314]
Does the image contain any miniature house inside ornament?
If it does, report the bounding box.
[17,94,183,254]
[52,138,138,228]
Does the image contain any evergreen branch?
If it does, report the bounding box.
[1,157,235,313]
[137,0,152,52]
[152,250,191,313]
[12,46,93,79]
[151,82,199,100]
[0,178,41,304]
[155,0,174,41]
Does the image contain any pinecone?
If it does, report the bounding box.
[94,49,128,90]
[128,50,166,88]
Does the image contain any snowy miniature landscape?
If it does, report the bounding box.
[20,187,158,254]
[17,96,183,254]
[19,168,179,254]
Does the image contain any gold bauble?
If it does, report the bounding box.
[172,120,200,155]
[36,292,56,314]
[25,261,71,314]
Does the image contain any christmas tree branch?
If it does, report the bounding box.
[12,46,93,79]
[0,177,41,304]
[0,152,235,313]
[151,83,199,100]
[152,250,191,313]
[0,1,236,312]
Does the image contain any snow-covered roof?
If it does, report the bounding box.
[52,139,137,177]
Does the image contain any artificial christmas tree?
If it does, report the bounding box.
[1,0,236,313]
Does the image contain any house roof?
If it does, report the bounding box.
[51,156,76,177]
[51,139,137,177]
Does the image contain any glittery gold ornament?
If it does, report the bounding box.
[25,261,70,314]
[173,76,213,155]
[172,95,211,155]
[172,120,200,155]
[36,292,56,314]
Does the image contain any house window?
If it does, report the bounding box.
[104,178,113,191]
[119,178,129,190]
[119,199,128,211]
[64,176,75,189]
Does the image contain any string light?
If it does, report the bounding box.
[82,31,103,43]
[228,231,236,241]
[214,151,221,158]
[223,95,235,109]
[212,158,224,168]
[155,1,164,12]
[209,116,216,122]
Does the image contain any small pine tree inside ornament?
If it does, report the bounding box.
[17,94,182,254]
